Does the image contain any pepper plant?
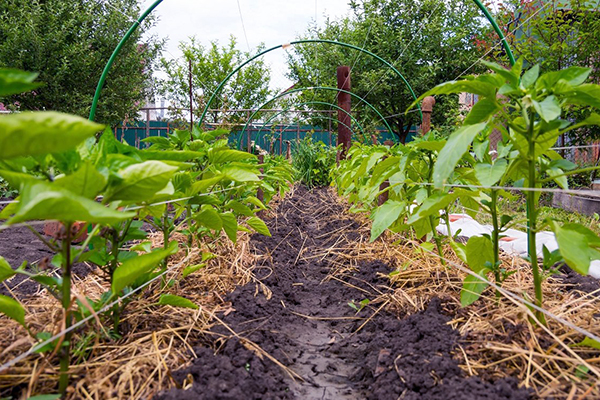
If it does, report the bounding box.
[409,60,600,322]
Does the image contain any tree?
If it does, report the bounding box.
[475,0,600,144]
[0,0,163,125]
[159,36,273,127]
[286,0,488,143]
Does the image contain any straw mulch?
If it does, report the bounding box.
[2,186,600,399]
[316,188,600,399]
[0,229,257,400]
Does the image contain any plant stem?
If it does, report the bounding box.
[426,152,445,266]
[490,189,501,297]
[58,222,73,395]
[526,116,546,325]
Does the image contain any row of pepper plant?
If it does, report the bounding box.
[0,68,294,395]
[335,60,600,325]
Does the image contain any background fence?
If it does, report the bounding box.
[115,107,417,154]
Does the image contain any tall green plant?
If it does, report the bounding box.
[409,60,600,322]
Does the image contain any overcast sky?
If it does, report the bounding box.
[141,0,353,90]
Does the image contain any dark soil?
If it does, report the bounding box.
[556,264,600,295]
[155,186,532,400]
[0,221,92,297]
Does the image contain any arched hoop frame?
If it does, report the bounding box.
[246,101,367,151]
[254,101,367,141]
[254,114,358,154]
[88,0,515,123]
[241,86,393,140]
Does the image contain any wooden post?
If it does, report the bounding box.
[421,96,435,135]
[337,66,352,159]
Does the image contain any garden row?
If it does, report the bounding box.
[0,68,294,396]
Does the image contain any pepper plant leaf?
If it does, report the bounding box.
[105,161,178,202]
[0,256,15,282]
[0,68,41,96]
[552,222,600,275]
[0,294,26,327]
[112,241,179,294]
[474,160,507,187]
[0,112,103,159]
[247,217,271,237]
[158,294,199,310]
[7,181,134,224]
[370,200,406,242]
[432,123,487,188]
[54,162,107,198]
[195,205,223,231]
[220,212,238,243]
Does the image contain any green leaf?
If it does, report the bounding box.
[0,294,26,327]
[141,150,204,162]
[463,98,501,125]
[0,68,41,96]
[537,67,591,89]
[26,395,61,400]
[520,64,539,89]
[182,263,206,278]
[407,193,459,225]
[460,272,490,307]
[54,162,107,198]
[408,80,496,111]
[226,200,254,216]
[105,161,178,202]
[220,212,238,243]
[450,240,467,263]
[480,60,520,86]
[562,84,600,109]
[221,165,260,182]
[552,222,600,275]
[370,200,406,242]
[245,196,267,210]
[474,160,507,187]
[7,181,135,224]
[571,337,600,350]
[466,236,494,273]
[190,175,223,194]
[433,123,487,188]
[0,170,39,190]
[195,205,223,230]
[0,112,104,159]
[112,241,179,294]
[247,217,271,236]
[208,149,256,164]
[158,294,199,310]
[0,256,15,282]
[532,96,561,122]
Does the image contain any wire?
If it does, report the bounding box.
[453,1,551,80]
[356,0,443,105]
[236,0,252,53]
[0,185,249,233]
[0,251,197,374]
[398,233,600,373]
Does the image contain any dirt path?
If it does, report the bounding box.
[156,186,531,400]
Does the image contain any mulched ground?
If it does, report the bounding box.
[154,186,532,400]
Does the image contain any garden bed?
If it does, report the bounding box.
[2,186,600,398]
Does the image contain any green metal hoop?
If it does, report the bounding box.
[89,0,515,122]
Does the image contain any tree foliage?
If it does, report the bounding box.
[0,0,163,125]
[159,36,273,126]
[286,0,488,143]
[476,0,600,144]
